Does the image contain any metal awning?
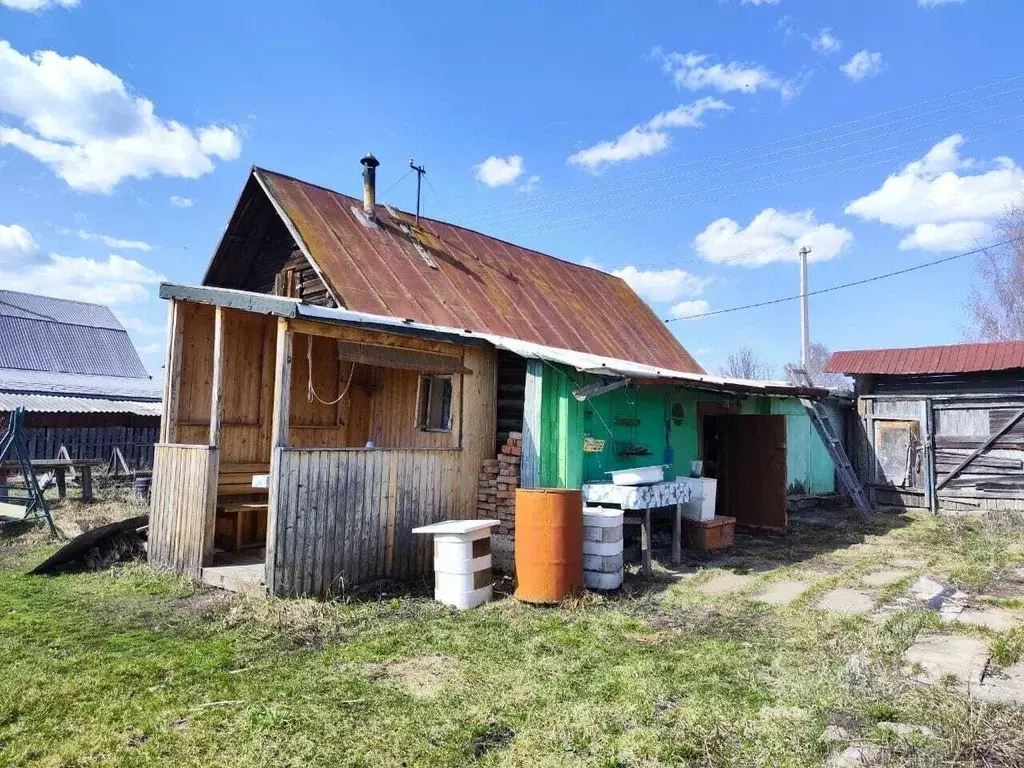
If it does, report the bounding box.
[160,282,829,400]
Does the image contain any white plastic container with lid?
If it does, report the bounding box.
[676,477,718,522]
[412,519,500,609]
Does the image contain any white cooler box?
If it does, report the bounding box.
[677,477,717,522]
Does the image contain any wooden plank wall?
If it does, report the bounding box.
[148,444,219,577]
[933,396,1024,508]
[21,423,159,468]
[267,448,461,597]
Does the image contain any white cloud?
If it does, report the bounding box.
[811,28,842,55]
[60,228,153,251]
[918,0,965,6]
[473,155,524,187]
[0,222,38,266]
[655,48,796,99]
[740,0,780,5]
[611,265,709,304]
[169,195,194,208]
[694,208,853,267]
[670,299,711,318]
[140,342,162,355]
[0,252,164,304]
[516,174,541,193]
[0,40,242,193]
[569,97,731,171]
[0,0,78,10]
[898,221,989,252]
[840,50,885,82]
[845,134,1024,252]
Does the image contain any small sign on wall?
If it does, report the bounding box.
[583,436,606,453]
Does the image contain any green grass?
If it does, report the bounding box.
[2,506,1024,766]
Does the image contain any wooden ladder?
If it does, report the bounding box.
[791,370,872,520]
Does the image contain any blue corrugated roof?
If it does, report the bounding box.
[0,290,152,382]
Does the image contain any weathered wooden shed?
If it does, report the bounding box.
[826,342,1024,512]
[149,158,844,597]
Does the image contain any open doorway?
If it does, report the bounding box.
[700,407,788,531]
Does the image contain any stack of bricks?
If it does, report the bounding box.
[477,431,522,536]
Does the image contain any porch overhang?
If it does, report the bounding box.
[159,282,830,401]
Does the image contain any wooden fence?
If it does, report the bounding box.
[149,444,219,577]
[22,425,159,468]
[267,448,462,598]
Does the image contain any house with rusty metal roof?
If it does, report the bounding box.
[0,290,161,467]
[150,156,847,597]
[825,341,1024,512]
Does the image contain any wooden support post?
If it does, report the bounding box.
[641,508,652,578]
[521,359,542,489]
[80,465,93,504]
[924,398,938,514]
[270,318,292,450]
[265,317,292,596]
[209,307,226,447]
[672,503,682,565]
[160,301,183,444]
[55,467,67,499]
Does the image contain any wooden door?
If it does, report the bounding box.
[718,415,788,531]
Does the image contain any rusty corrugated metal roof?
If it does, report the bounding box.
[825,341,1024,375]
[253,168,703,373]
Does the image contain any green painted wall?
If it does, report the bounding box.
[535,365,841,495]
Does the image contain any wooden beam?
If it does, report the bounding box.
[520,359,543,489]
[936,404,1024,491]
[289,317,459,356]
[329,338,470,374]
[160,300,183,444]
[271,317,292,449]
[209,307,226,447]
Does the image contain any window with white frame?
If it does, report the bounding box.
[417,375,453,431]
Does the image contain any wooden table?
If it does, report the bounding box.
[581,481,692,577]
[0,458,105,503]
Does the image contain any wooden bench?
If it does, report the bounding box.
[215,463,269,552]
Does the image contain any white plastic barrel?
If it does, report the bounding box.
[582,507,624,590]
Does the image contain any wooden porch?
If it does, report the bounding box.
[148,295,495,597]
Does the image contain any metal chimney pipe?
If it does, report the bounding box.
[360,153,380,218]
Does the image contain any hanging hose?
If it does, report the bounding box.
[306,335,355,405]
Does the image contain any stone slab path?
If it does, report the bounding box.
[816,588,875,615]
[903,634,989,685]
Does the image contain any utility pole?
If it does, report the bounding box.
[409,159,426,225]
[799,245,811,369]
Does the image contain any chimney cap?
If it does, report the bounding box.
[360,153,380,169]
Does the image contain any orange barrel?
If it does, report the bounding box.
[514,488,583,603]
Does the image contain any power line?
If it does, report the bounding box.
[664,236,1024,323]
[378,167,413,199]
[457,72,1024,220]
[507,115,1024,237]
[469,83,1024,225]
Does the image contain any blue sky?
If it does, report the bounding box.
[1,0,1022,379]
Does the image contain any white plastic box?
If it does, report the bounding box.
[676,477,717,522]
[411,519,499,609]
